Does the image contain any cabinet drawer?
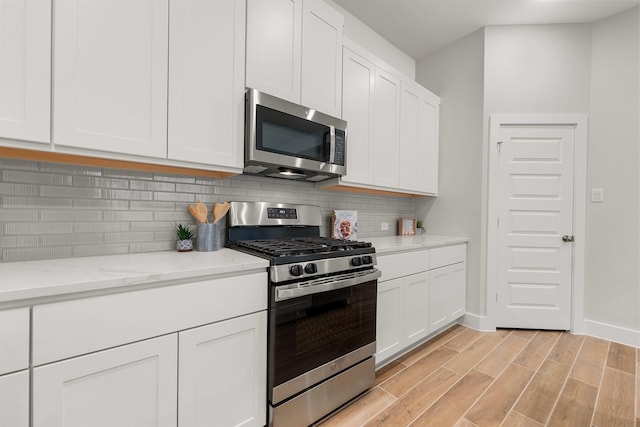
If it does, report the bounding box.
[377,250,429,281]
[33,272,267,366]
[0,308,30,374]
[430,244,466,269]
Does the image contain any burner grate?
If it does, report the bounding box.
[235,237,371,257]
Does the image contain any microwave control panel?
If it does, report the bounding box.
[334,131,345,166]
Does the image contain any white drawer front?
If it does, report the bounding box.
[0,308,30,374]
[377,250,429,281]
[430,244,466,269]
[33,272,267,366]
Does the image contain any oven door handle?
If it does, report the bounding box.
[275,269,381,301]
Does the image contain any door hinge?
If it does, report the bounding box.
[497,140,504,152]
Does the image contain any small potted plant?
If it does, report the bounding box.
[416,220,426,235]
[175,224,194,252]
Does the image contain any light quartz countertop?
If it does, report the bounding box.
[367,234,469,255]
[0,249,269,306]
[0,234,467,307]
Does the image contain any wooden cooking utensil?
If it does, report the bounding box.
[213,202,230,224]
[188,203,206,223]
[196,200,208,223]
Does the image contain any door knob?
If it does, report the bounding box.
[562,235,575,242]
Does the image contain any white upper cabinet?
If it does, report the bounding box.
[246,0,344,117]
[322,38,440,196]
[399,80,440,195]
[372,67,400,189]
[300,0,343,117]
[0,0,50,143]
[53,0,168,158]
[246,0,302,103]
[341,47,374,185]
[168,0,245,169]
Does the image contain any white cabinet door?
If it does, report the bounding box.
[300,0,343,117]
[399,81,421,193]
[377,273,429,365]
[33,334,178,427]
[341,47,374,185]
[0,0,50,143]
[399,80,440,195]
[376,278,404,364]
[419,92,440,195]
[0,371,29,427]
[179,311,267,427]
[168,0,244,169]
[53,0,168,158]
[403,272,429,345]
[246,0,302,103]
[371,67,400,188]
[429,262,466,332]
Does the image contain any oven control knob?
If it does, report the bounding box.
[362,255,373,265]
[351,257,362,267]
[289,265,304,276]
[304,263,317,274]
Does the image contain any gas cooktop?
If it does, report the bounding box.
[234,237,372,258]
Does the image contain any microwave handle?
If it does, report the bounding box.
[327,125,336,164]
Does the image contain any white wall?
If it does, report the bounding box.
[325,0,415,78]
[416,13,640,342]
[586,8,639,333]
[483,25,592,115]
[415,29,485,317]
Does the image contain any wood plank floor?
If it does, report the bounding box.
[317,325,639,427]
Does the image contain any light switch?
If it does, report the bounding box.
[591,188,604,203]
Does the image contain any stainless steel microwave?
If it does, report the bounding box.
[244,88,347,182]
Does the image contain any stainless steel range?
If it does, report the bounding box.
[227,202,380,427]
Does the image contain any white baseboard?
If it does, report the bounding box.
[461,312,495,331]
[583,319,640,348]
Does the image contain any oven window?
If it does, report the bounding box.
[256,105,329,162]
[269,281,377,389]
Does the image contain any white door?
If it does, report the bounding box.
[0,0,50,143]
[53,0,168,158]
[168,0,245,168]
[178,311,267,427]
[495,124,575,330]
[33,334,178,427]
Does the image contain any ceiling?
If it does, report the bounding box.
[332,0,640,60]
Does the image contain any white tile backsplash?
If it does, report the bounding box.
[0,158,415,262]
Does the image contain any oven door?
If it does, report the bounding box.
[269,269,380,405]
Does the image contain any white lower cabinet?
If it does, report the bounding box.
[376,243,467,365]
[429,262,466,332]
[0,370,29,427]
[30,272,268,427]
[376,272,429,365]
[179,311,267,427]
[33,334,178,427]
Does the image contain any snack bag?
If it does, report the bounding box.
[331,210,358,241]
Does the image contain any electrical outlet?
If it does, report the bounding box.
[591,188,604,203]
[381,222,389,231]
